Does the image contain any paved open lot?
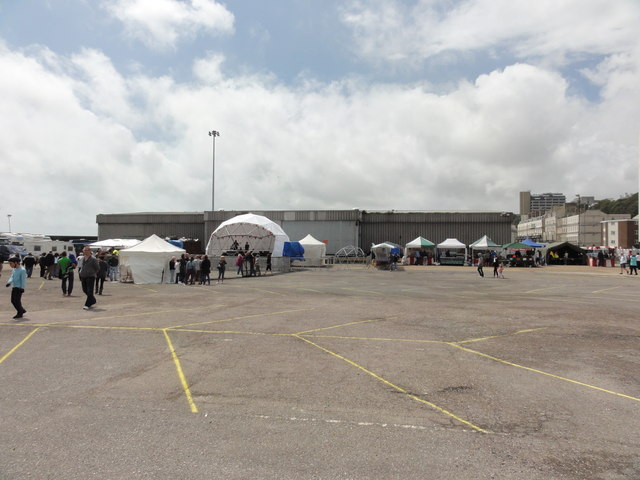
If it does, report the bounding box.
[1,264,639,479]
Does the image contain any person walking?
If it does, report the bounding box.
[95,255,108,295]
[217,255,227,284]
[265,252,272,275]
[57,251,75,297]
[200,255,211,285]
[22,253,36,278]
[236,252,244,276]
[477,253,485,277]
[629,253,638,275]
[79,247,99,310]
[5,257,27,319]
[168,256,176,284]
[620,252,628,274]
[107,252,119,282]
[492,255,500,278]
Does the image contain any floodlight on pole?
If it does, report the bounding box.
[208,130,220,211]
[7,214,12,232]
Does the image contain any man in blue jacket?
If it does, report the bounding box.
[6,257,27,319]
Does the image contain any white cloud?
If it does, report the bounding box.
[103,0,234,50]
[341,0,640,67]
[1,32,639,235]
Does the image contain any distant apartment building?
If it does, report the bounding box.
[519,191,566,217]
[601,219,638,249]
[517,209,631,246]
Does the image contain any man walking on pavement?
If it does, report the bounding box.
[79,247,99,310]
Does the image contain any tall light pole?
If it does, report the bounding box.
[7,214,11,233]
[208,130,220,211]
[576,194,581,246]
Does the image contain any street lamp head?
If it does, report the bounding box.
[208,130,220,137]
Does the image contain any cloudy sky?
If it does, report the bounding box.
[1,0,639,235]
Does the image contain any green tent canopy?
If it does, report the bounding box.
[502,241,533,249]
[405,236,436,248]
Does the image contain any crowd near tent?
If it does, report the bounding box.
[118,234,185,284]
[298,234,326,266]
[206,213,289,257]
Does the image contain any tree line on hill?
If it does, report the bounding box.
[591,193,638,217]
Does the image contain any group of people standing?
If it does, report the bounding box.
[235,251,272,277]
[2,246,108,318]
[169,254,227,285]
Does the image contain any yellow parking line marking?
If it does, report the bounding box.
[448,343,640,403]
[88,305,221,322]
[341,287,379,295]
[171,328,288,336]
[591,286,621,294]
[0,328,40,364]
[294,318,389,335]
[132,285,159,293]
[225,284,286,296]
[162,329,198,413]
[294,335,486,433]
[303,334,443,344]
[167,308,313,330]
[455,327,548,345]
[525,285,565,294]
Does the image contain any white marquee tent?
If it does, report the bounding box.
[206,213,289,257]
[118,234,185,284]
[436,238,468,265]
[89,238,141,250]
[298,234,326,266]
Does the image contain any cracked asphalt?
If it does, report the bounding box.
[1,264,639,479]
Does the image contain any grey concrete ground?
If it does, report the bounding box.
[1,264,639,479]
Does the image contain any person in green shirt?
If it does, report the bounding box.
[57,251,74,297]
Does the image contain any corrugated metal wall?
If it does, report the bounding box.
[97,213,205,241]
[359,211,513,248]
[98,210,514,253]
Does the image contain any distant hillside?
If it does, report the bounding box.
[592,193,638,217]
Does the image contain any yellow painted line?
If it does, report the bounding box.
[167,308,312,330]
[455,327,548,345]
[162,329,198,413]
[86,305,222,323]
[294,334,486,433]
[448,343,640,403]
[37,281,45,291]
[132,285,159,293]
[524,285,565,294]
[0,328,40,364]
[294,317,390,336]
[341,287,379,295]
[170,328,288,336]
[54,324,162,332]
[224,284,286,296]
[279,285,324,293]
[591,286,621,294]
[302,334,443,344]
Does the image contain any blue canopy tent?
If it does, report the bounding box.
[522,238,544,248]
[283,241,305,261]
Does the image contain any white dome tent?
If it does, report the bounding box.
[206,213,289,257]
[298,234,327,266]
